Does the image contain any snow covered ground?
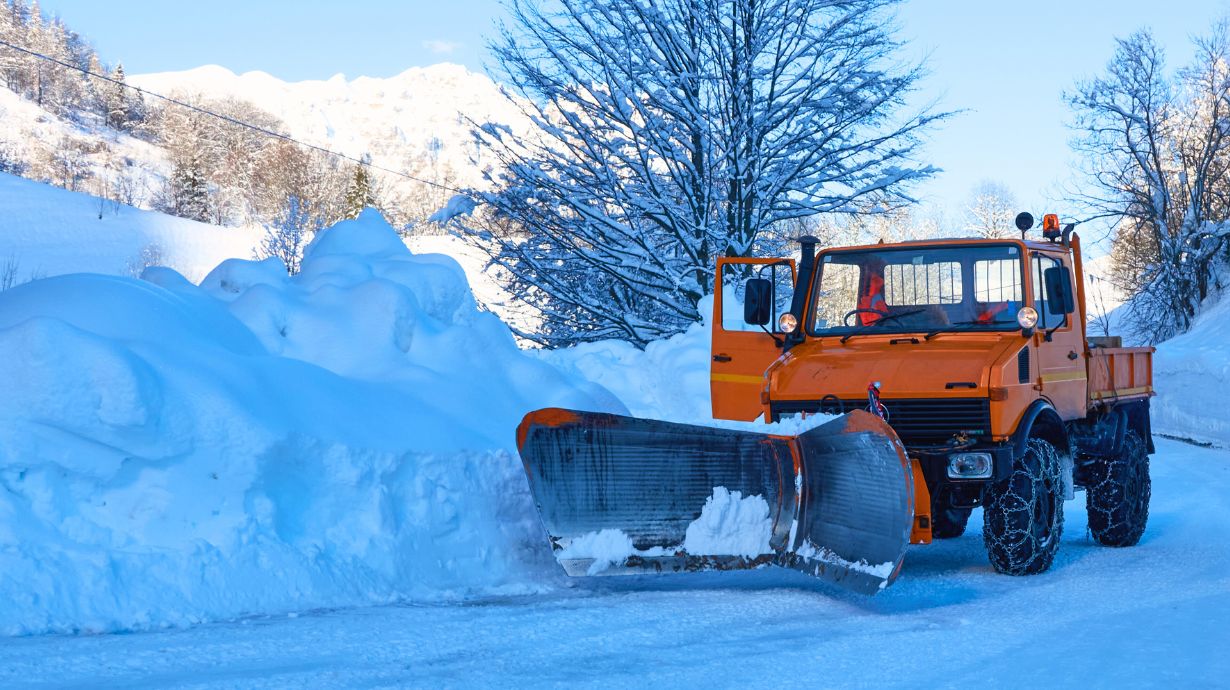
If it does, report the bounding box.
[0,437,1224,687]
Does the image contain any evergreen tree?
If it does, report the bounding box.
[343,156,376,219]
[104,63,129,129]
[0,2,23,91]
[168,152,211,223]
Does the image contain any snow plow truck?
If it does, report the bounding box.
[516,213,1154,593]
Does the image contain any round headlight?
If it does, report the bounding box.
[778,313,799,333]
[1017,306,1039,329]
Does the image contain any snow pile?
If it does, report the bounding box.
[682,488,773,558]
[556,529,638,575]
[406,233,540,335]
[0,209,620,635]
[1151,296,1230,447]
[551,487,777,574]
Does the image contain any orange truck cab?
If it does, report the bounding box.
[711,213,1155,575]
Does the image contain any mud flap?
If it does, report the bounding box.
[515,409,914,594]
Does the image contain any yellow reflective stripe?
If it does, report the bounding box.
[1041,370,1087,383]
[710,373,765,385]
[1092,386,1153,399]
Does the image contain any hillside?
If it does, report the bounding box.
[0,171,261,283]
[0,87,169,211]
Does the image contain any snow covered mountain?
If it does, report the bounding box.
[130,63,528,192]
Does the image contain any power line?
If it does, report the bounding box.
[0,37,467,195]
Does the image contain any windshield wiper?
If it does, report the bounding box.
[839,309,926,344]
[924,320,1005,340]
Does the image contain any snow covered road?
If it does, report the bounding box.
[1,437,1226,688]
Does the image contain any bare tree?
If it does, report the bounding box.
[0,139,25,175]
[963,180,1020,239]
[255,195,318,275]
[125,243,165,277]
[1,256,19,291]
[48,134,91,191]
[1068,25,1230,342]
[463,0,948,346]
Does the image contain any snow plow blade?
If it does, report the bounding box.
[515,409,914,594]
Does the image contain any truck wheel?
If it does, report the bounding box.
[982,438,1064,575]
[930,504,972,539]
[1085,431,1150,547]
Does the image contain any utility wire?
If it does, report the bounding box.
[0,37,467,195]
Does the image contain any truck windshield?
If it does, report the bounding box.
[810,244,1024,337]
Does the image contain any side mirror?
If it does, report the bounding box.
[1043,266,1076,315]
[743,278,773,326]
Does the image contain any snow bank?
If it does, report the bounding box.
[405,233,540,335]
[0,209,621,635]
[1151,297,1230,447]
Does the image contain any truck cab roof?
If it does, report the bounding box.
[823,236,1071,255]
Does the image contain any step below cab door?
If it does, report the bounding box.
[711,257,796,421]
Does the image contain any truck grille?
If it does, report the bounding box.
[773,398,992,445]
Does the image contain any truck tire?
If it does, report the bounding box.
[982,438,1064,575]
[1085,431,1150,547]
[930,504,972,539]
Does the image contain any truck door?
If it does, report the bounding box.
[711,257,796,421]
[1031,253,1086,420]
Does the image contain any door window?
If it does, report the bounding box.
[720,262,795,332]
[1032,255,1068,330]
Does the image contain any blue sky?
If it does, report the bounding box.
[36,0,1230,235]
